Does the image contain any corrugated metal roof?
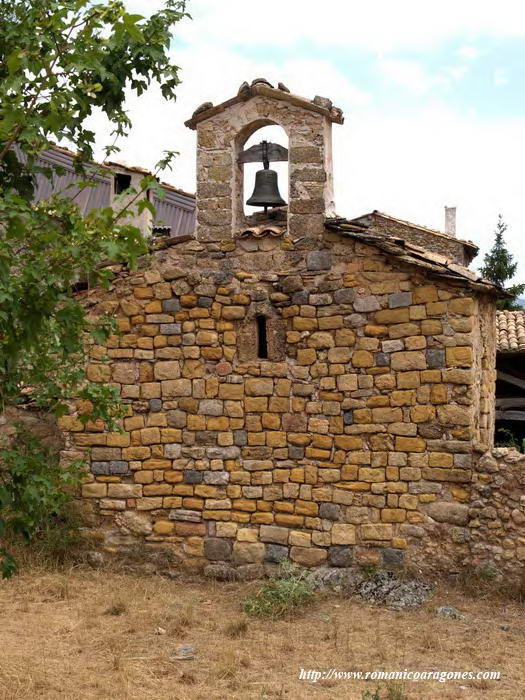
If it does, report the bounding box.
[152,187,195,236]
[35,148,112,214]
[13,145,113,214]
[13,146,196,237]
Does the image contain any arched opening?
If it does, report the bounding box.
[240,124,289,218]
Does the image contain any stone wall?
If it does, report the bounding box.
[0,406,62,451]
[403,447,525,579]
[470,448,525,574]
[363,213,476,267]
[60,229,499,575]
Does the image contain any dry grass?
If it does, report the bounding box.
[0,564,523,699]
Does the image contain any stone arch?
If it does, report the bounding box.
[193,91,335,243]
[233,118,289,228]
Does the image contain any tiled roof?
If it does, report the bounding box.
[496,310,525,352]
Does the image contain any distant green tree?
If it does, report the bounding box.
[479,215,525,310]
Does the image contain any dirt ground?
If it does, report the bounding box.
[0,565,523,700]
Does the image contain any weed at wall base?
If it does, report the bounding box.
[242,560,315,619]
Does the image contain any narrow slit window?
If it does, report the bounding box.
[256,315,268,358]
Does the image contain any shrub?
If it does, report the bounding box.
[495,427,525,453]
[0,427,84,577]
[242,560,315,619]
[29,502,87,564]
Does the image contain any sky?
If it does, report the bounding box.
[86,0,525,277]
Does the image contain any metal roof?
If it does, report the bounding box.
[15,145,196,237]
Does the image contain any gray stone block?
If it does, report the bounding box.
[319,503,341,520]
[382,548,405,566]
[184,470,203,484]
[162,298,180,313]
[233,430,248,446]
[388,292,412,308]
[454,453,473,468]
[203,471,229,485]
[309,293,333,306]
[264,544,289,563]
[281,276,303,294]
[204,537,232,561]
[160,323,181,335]
[91,461,110,475]
[164,443,181,458]
[307,250,331,271]
[199,399,223,416]
[109,460,129,474]
[167,410,186,428]
[328,546,353,567]
[382,339,404,353]
[375,352,390,366]
[169,508,202,522]
[288,446,305,459]
[334,288,355,304]
[206,446,240,459]
[427,501,469,525]
[353,295,380,312]
[292,290,309,305]
[426,348,445,368]
[343,410,353,425]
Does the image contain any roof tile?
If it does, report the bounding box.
[496,310,525,352]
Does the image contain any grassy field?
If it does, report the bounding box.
[0,564,523,699]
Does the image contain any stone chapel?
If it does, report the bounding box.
[61,79,522,578]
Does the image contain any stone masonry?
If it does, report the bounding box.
[350,211,479,267]
[57,80,525,578]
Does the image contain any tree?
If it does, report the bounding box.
[0,0,188,576]
[479,215,525,310]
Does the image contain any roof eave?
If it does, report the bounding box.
[325,218,503,296]
[352,210,479,254]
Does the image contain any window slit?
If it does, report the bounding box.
[256,315,268,359]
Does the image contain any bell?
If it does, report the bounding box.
[246,167,286,210]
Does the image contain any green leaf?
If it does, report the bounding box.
[122,14,145,42]
[0,0,188,576]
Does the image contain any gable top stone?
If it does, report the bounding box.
[185,79,344,130]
